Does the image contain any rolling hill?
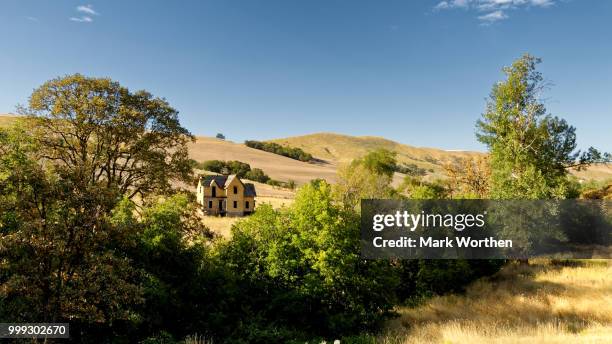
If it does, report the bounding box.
[188,136,339,185]
[268,132,484,179]
[3,114,610,184]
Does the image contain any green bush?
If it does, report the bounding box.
[244,140,313,162]
[215,181,399,340]
[244,168,270,183]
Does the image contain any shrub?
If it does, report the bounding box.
[245,168,270,183]
[216,181,399,340]
[244,140,313,162]
[197,160,265,181]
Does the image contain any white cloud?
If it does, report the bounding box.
[77,5,98,16]
[70,16,93,23]
[25,16,39,22]
[478,10,508,22]
[70,4,99,23]
[433,0,556,23]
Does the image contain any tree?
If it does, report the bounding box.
[333,149,399,209]
[21,74,195,199]
[476,54,610,199]
[1,75,198,338]
[0,124,140,327]
[218,181,398,340]
[398,176,449,199]
[444,156,491,198]
[216,133,225,140]
[359,149,397,178]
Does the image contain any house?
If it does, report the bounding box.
[197,174,256,216]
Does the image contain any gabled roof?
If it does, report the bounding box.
[201,175,228,187]
[199,174,256,197]
[225,174,239,187]
[244,183,257,197]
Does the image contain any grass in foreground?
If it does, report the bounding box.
[380,259,611,344]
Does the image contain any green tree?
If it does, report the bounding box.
[359,149,397,178]
[1,75,198,339]
[21,74,195,199]
[0,124,140,327]
[476,54,610,199]
[334,149,399,208]
[217,181,398,340]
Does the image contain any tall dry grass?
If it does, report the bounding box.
[380,259,612,344]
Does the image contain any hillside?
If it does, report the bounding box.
[188,136,339,185]
[269,132,484,178]
[3,114,610,183]
[270,132,612,182]
[0,113,18,127]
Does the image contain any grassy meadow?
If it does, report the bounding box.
[379,259,612,344]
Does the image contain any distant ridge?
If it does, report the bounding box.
[267,132,483,178]
[3,115,610,183]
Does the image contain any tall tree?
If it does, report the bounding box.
[1,75,197,334]
[22,74,195,199]
[476,54,610,199]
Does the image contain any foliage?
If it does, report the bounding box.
[0,125,141,330]
[444,156,491,198]
[395,163,428,177]
[20,74,195,199]
[197,160,272,183]
[245,140,313,162]
[580,181,612,200]
[0,76,207,342]
[476,54,610,200]
[398,176,450,199]
[244,168,270,183]
[216,133,225,140]
[216,181,399,341]
[334,150,399,209]
[113,195,220,341]
[358,149,397,177]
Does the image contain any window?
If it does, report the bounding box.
[233,186,238,194]
[245,201,249,209]
[233,201,237,208]
[208,201,212,208]
[218,200,223,209]
[212,186,216,197]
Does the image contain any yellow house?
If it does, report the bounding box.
[197,174,256,216]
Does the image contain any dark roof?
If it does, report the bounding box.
[244,183,257,197]
[201,175,228,187]
[200,174,256,197]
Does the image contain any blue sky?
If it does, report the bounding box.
[1,1,610,151]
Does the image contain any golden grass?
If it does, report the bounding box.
[189,136,338,185]
[269,133,484,178]
[0,114,19,128]
[381,259,612,344]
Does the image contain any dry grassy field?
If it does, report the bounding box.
[0,114,18,128]
[269,133,484,178]
[189,136,339,185]
[380,259,612,344]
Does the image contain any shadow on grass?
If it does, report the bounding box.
[385,259,611,343]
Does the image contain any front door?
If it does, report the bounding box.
[218,199,223,211]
